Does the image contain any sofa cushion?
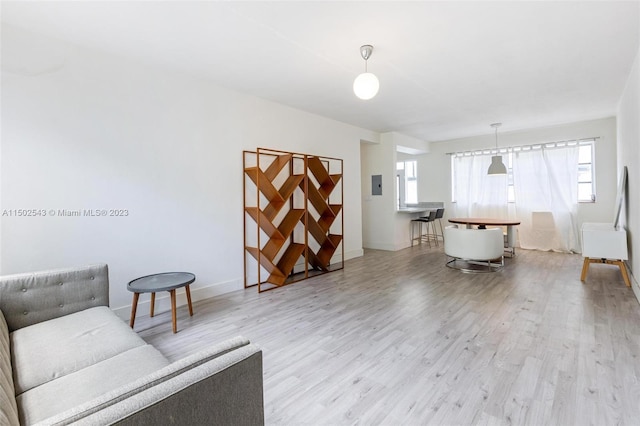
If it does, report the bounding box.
[0,310,20,426]
[17,344,169,425]
[71,343,263,426]
[35,336,256,426]
[10,306,147,395]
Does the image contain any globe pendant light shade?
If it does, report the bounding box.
[353,45,379,100]
[353,72,380,100]
[488,155,507,175]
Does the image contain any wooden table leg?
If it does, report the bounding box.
[614,260,632,287]
[580,257,590,282]
[150,292,156,317]
[129,292,140,328]
[185,285,193,316]
[581,258,631,287]
[170,289,177,334]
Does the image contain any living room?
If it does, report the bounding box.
[1,1,640,425]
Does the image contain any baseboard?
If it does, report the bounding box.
[111,278,243,321]
[344,248,364,260]
[394,240,412,251]
[395,239,440,251]
[625,260,640,306]
[112,250,366,321]
[366,240,442,251]
[248,248,365,283]
[362,242,398,251]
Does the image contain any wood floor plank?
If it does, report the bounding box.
[135,246,640,425]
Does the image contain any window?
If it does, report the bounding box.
[397,160,418,208]
[451,139,596,203]
[450,153,514,203]
[578,142,595,202]
[507,152,514,202]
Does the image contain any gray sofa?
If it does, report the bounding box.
[0,264,264,425]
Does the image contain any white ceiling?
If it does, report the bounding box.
[2,1,639,142]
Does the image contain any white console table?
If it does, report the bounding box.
[580,222,630,287]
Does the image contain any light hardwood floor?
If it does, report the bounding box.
[135,245,640,425]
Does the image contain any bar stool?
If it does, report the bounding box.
[410,217,426,247]
[434,208,445,243]
[411,210,437,247]
[420,210,439,247]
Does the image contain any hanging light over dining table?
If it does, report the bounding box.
[488,123,507,175]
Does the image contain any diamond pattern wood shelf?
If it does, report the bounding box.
[244,148,343,292]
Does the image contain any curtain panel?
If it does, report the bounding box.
[453,154,508,219]
[452,144,580,253]
[512,145,580,252]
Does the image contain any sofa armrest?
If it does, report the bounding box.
[39,336,264,426]
[0,264,109,332]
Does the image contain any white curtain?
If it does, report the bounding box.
[512,146,580,252]
[454,154,508,218]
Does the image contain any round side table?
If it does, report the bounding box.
[127,272,195,333]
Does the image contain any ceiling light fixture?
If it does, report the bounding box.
[487,123,507,175]
[353,45,379,100]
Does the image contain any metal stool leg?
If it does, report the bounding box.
[411,220,424,247]
[425,221,432,247]
[432,221,439,247]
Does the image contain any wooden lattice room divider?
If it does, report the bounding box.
[243,148,343,292]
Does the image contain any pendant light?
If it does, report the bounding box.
[487,123,507,175]
[353,45,379,100]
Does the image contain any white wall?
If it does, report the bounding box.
[418,117,619,231]
[0,25,376,317]
[360,136,396,251]
[617,43,640,302]
[360,132,432,251]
